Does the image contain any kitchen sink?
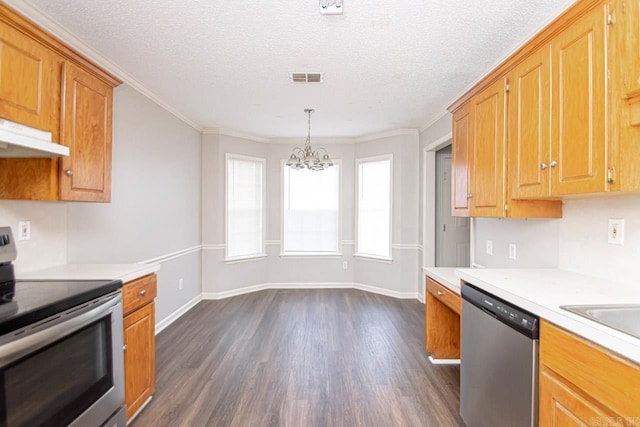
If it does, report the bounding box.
[561,305,640,340]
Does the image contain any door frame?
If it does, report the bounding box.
[422,133,476,278]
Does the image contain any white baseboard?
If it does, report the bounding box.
[202,282,419,300]
[417,293,425,304]
[352,283,419,299]
[202,283,269,300]
[155,294,202,335]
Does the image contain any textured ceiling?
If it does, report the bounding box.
[21,0,574,137]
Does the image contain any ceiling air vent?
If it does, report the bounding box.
[289,72,324,83]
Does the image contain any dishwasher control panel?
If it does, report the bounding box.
[462,283,539,339]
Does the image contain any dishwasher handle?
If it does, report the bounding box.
[462,283,540,339]
[481,306,498,319]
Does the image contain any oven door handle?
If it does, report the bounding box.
[0,294,122,368]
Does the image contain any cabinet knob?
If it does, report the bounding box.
[467,193,473,199]
[123,344,127,351]
[65,169,73,176]
[540,163,547,170]
[549,160,558,168]
[437,291,444,296]
[139,289,146,296]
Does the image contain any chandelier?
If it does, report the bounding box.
[286,109,334,171]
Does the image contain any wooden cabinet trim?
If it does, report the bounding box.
[448,0,604,113]
[0,3,121,87]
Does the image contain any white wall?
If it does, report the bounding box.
[472,195,640,285]
[0,86,203,325]
[0,201,67,273]
[201,133,422,297]
[473,218,559,268]
[66,85,202,323]
[558,195,640,282]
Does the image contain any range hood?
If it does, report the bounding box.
[0,118,69,158]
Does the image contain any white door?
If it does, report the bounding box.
[436,146,470,267]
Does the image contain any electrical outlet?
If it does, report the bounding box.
[342,261,348,270]
[509,243,517,260]
[608,219,624,245]
[486,240,493,256]
[178,278,184,290]
[18,221,30,241]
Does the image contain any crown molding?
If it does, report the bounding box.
[354,128,419,143]
[267,137,357,145]
[5,0,203,132]
[219,128,270,143]
[419,109,450,133]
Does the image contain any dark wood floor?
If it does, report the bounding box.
[132,289,463,427]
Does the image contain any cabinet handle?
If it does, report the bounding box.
[549,160,558,168]
[540,163,547,170]
[65,169,73,176]
[139,289,146,296]
[437,291,444,296]
[123,344,127,351]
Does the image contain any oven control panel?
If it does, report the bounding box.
[0,227,16,263]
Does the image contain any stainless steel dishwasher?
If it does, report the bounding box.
[460,283,540,427]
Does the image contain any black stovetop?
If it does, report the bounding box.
[0,279,122,336]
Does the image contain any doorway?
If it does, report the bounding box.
[435,145,470,267]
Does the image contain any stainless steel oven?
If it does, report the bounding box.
[0,290,125,427]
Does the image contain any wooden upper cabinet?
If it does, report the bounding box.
[508,47,552,199]
[469,79,506,217]
[550,4,608,195]
[0,3,120,202]
[60,62,113,202]
[452,103,471,217]
[609,0,640,191]
[0,21,61,139]
[619,0,640,96]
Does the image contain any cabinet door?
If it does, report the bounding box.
[452,103,471,217]
[0,21,61,137]
[124,302,155,420]
[619,0,640,96]
[470,79,506,217]
[508,47,552,199]
[540,369,615,426]
[60,62,113,202]
[550,5,607,195]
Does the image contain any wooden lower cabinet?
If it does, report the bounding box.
[539,320,640,426]
[123,274,157,420]
[425,277,461,359]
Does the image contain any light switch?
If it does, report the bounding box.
[509,243,517,260]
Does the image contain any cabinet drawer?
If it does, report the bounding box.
[123,274,157,316]
[426,277,461,315]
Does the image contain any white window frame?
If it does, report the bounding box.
[225,153,267,262]
[280,159,343,257]
[354,154,393,262]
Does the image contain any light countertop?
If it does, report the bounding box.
[423,267,461,294]
[18,263,160,284]
[456,268,640,364]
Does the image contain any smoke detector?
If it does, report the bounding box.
[319,0,343,15]
[289,72,324,83]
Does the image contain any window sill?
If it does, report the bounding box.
[280,252,343,259]
[224,254,268,264]
[353,254,393,264]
